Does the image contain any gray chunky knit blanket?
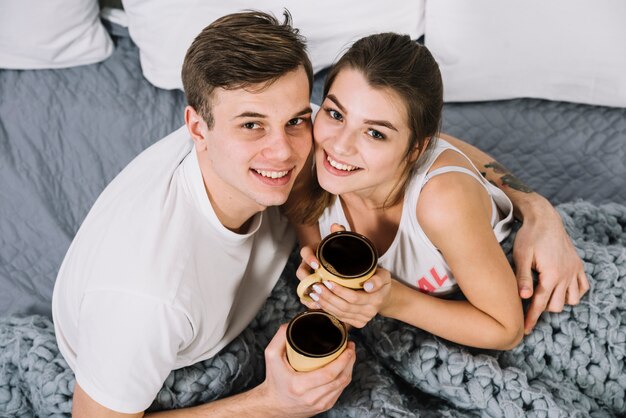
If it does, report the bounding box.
[1,201,625,417]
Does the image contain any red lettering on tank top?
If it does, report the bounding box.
[416,267,449,292]
[431,268,449,286]
[416,277,435,292]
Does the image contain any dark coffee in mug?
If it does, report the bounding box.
[288,311,345,357]
[319,231,377,278]
[297,231,378,304]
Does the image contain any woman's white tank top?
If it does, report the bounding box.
[318,139,514,295]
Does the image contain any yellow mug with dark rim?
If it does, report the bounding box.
[296,231,378,304]
[286,310,348,372]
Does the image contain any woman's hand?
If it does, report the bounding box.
[296,223,345,285]
[297,248,392,328]
[303,268,393,328]
[296,223,393,328]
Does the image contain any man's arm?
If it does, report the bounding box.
[440,133,589,334]
[72,325,356,418]
[440,133,534,219]
[72,382,281,418]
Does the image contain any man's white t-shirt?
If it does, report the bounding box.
[52,126,295,413]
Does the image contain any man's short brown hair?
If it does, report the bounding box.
[181,10,313,128]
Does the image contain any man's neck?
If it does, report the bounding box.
[194,151,263,233]
[200,177,260,233]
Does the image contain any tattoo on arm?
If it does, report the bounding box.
[484,162,534,193]
[480,171,499,188]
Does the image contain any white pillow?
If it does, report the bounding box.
[0,0,113,69]
[425,0,626,107]
[120,1,425,90]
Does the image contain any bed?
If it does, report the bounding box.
[1,4,625,417]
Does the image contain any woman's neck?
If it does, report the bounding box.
[339,192,405,256]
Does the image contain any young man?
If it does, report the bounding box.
[52,11,355,417]
[52,9,587,418]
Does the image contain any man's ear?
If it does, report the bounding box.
[185,106,208,150]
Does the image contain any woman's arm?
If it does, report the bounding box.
[439,133,588,334]
[380,169,524,349]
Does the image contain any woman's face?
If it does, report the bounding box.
[313,68,414,204]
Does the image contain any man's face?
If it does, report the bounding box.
[192,66,312,222]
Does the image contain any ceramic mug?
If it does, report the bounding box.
[296,231,378,303]
[286,309,348,372]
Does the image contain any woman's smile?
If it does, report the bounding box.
[323,150,362,176]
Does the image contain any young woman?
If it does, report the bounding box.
[286,33,568,350]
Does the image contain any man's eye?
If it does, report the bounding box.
[243,122,260,129]
[287,118,304,126]
[367,129,385,140]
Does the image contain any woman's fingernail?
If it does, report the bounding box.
[323,280,333,290]
[312,284,323,294]
[310,292,320,302]
[310,261,319,270]
[364,282,374,292]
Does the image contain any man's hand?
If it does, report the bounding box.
[258,324,356,418]
[513,199,589,334]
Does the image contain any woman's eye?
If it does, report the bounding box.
[327,109,343,121]
[243,122,260,129]
[367,129,385,140]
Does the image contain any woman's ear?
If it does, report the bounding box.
[184,106,209,150]
[409,136,431,163]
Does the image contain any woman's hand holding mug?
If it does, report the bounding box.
[296,227,393,328]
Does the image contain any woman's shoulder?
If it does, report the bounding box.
[415,148,493,236]
[427,144,475,173]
